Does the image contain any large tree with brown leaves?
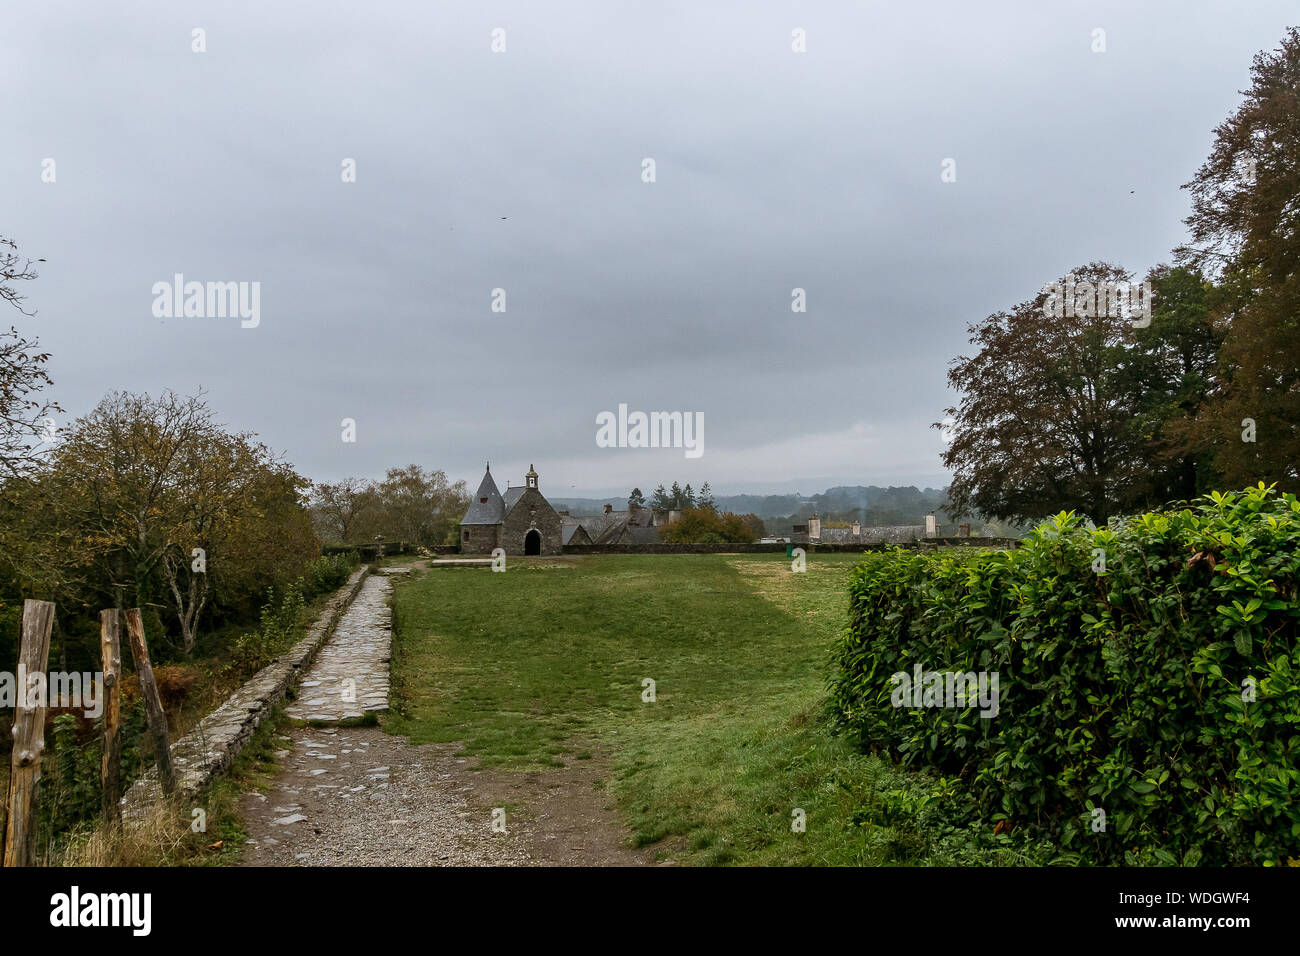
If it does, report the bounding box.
[1177,26,1300,488]
[938,262,1151,524]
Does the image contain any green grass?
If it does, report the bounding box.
[389,553,1049,865]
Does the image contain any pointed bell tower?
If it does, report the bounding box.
[525,464,539,490]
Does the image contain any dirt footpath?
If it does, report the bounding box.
[238,726,661,866]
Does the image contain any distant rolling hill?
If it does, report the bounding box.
[548,485,951,526]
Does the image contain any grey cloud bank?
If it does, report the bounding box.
[4,1,1295,494]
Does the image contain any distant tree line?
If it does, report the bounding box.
[627,481,763,542]
[628,480,715,512]
[309,467,469,548]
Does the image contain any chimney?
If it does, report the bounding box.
[808,512,821,542]
[851,521,861,536]
[925,512,938,537]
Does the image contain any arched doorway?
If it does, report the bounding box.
[524,529,542,555]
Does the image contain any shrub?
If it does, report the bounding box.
[658,508,757,544]
[224,581,307,678]
[828,484,1300,865]
[305,551,359,599]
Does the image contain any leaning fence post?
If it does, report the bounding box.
[3,599,56,867]
[123,609,176,797]
[99,610,123,822]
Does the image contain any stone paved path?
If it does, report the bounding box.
[286,573,392,723]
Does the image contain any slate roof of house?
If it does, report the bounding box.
[564,508,660,545]
[619,524,661,546]
[569,514,620,544]
[561,523,593,546]
[461,468,505,525]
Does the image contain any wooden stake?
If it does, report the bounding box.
[123,609,176,796]
[3,599,56,867]
[99,610,123,822]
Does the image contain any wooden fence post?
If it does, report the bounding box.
[123,609,176,797]
[3,599,56,867]
[99,610,123,822]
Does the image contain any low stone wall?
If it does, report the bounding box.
[323,542,416,560]
[120,567,371,819]
[917,537,1019,549]
[561,538,1018,555]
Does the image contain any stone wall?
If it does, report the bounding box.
[322,542,414,559]
[461,524,499,555]
[563,538,1018,555]
[120,567,371,820]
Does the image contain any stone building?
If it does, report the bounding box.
[459,463,563,555]
[780,512,926,545]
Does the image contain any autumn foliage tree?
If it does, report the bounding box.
[35,390,318,654]
[309,465,469,548]
[657,507,759,544]
[1177,26,1300,488]
[938,262,1151,524]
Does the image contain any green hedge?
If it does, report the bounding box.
[829,484,1300,865]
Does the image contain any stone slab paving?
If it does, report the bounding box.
[286,573,393,723]
[120,568,370,820]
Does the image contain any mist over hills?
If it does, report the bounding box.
[548,485,951,526]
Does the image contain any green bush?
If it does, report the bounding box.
[829,484,1300,865]
[224,581,308,678]
[305,551,359,599]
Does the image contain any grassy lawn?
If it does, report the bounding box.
[389,553,1045,865]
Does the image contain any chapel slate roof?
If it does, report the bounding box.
[461,468,505,525]
[501,486,527,513]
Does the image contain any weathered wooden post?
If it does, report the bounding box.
[3,599,56,867]
[99,610,123,822]
[123,609,176,796]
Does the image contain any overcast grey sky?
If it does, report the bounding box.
[5,2,1294,497]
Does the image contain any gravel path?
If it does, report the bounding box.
[238,726,529,866]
